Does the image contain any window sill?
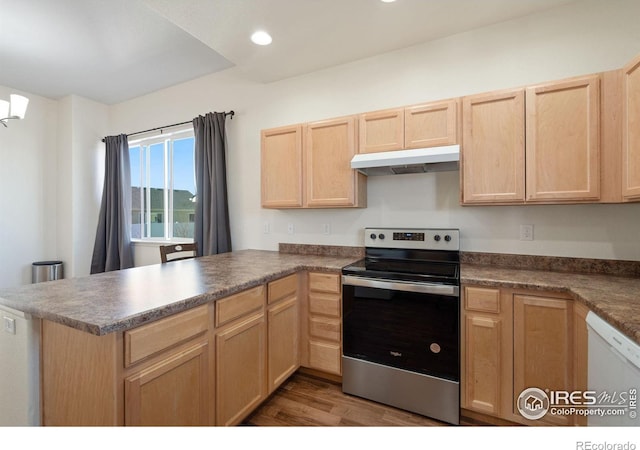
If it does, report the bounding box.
[131,238,194,247]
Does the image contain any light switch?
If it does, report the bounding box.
[3,316,16,335]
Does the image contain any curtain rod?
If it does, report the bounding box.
[101,110,234,143]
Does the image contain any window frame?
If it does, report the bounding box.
[129,127,196,243]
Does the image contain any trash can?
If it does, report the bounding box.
[32,261,64,283]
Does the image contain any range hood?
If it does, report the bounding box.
[350,144,459,176]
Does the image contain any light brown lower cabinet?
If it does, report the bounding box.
[267,274,300,394]
[512,294,573,426]
[124,340,210,426]
[461,286,513,417]
[215,312,266,426]
[304,272,342,376]
[462,285,589,426]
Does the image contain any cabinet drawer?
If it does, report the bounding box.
[309,292,340,317]
[215,285,265,327]
[124,305,209,367]
[309,272,340,294]
[309,316,341,342]
[465,286,501,314]
[267,274,297,305]
[308,340,341,375]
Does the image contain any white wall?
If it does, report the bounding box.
[0,90,106,288]
[56,95,108,278]
[112,0,640,263]
[0,86,58,287]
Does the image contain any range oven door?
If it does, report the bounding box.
[342,275,460,382]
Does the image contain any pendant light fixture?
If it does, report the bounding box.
[0,94,29,127]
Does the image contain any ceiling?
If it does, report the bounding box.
[0,0,579,105]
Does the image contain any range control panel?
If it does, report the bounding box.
[364,228,459,251]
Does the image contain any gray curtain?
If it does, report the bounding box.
[193,112,231,256]
[90,134,134,274]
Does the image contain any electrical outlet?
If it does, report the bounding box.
[3,316,16,335]
[287,223,295,235]
[263,222,270,234]
[322,223,331,235]
[520,224,534,241]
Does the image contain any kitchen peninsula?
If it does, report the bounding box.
[0,249,358,426]
[1,248,639,426]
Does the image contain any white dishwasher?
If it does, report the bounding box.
[0,304,40,426]
[586,311,640,426]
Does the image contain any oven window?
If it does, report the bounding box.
[343,284,459,382]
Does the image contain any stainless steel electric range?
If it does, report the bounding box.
[341,227,460,425]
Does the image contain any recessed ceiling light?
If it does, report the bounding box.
[380,0,397,3]
[251,31,272,46]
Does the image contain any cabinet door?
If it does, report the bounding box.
[216,313,266,426]
[358,108,404,153]
[405,99,458,149]
[573,302,589,426]
[261,125,303,208]
[513,294,573,426]
[462,286,512,417]
[124,341,209,426]
[461,89,525,204]
[526,75,600,202]
[267,296,299,393]
[304,272,342,376]
[623,54,640,200]
[304,116,363,207]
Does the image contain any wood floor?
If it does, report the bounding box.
[244,372,450,426]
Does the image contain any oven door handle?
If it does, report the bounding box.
[342,275,459,297]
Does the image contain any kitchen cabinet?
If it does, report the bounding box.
[358,99,459,154]
[261,125,303,208]
[123,305,211,426]
[573,301,589,426]
[267,274,299,394]
[512,294,573,426]
[304,272,342,376]
[623,53,640,200]
[215,286,267,426]
[305,116,366,208]
[461,286,513,418]
[124,340,210,426]
[462,285,587,426]
[405,99,459,149]
[461,89,525,204]
[525,75,600,202]
[261,117,366,209]
[461,75,602,205]
[358,108,404,153]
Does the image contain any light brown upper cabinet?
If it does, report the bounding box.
[261,117,366,209]
[461,75,602,205]
[405,99,459,149]
[304,116,366,208]
[261,125,303,208]
[358,99,459,154]
[358,108,404,153]
[462,89,525,204]
[525,75,601,202]
[623,53,640,200]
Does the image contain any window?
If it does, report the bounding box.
[129,128,196,241]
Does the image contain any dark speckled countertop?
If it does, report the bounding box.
[462,264,640,346]
[1,247,639,346]
[0,249,358,336]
